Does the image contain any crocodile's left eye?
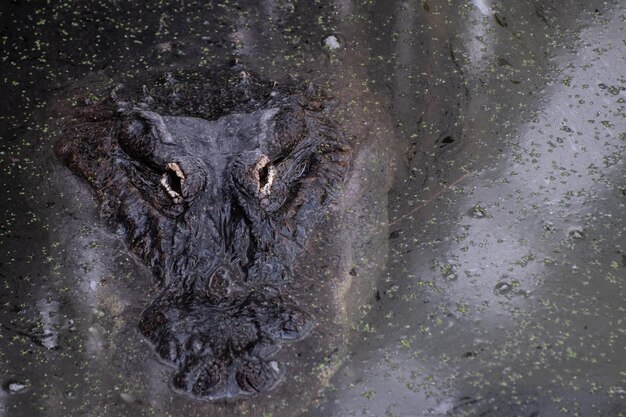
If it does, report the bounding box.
[230,152,277,200]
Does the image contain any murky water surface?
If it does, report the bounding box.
[1,1,624,416]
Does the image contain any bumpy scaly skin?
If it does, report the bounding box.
[56,71,351,400]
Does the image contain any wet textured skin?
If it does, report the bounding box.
[55,71,351,400]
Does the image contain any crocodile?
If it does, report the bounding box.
[56,70,352,400]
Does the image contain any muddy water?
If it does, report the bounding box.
[1,1,624,416]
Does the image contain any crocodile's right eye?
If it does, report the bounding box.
[253,155,277,196]
[160,162,185,204]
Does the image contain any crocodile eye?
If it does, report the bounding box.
[232,153,277,198]
[254,156,276,196]
[160,162,185,204]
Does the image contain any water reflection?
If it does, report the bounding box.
[471,0,492,15]
[304,0,625,416]
[466,0,494,70]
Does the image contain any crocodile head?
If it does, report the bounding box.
[56,73,351,400]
